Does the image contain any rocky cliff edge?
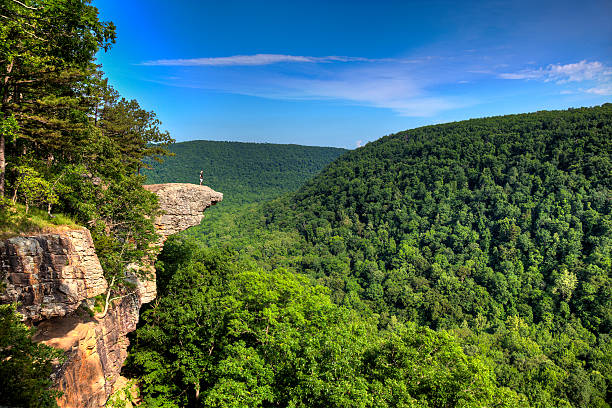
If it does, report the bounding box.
[0,183,222,407]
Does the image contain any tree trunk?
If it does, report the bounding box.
[1,60,14,199]
[100,276,116,318]
[11,180,19,204]
[0,134,5,198]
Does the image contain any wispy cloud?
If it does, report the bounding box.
[141,53,388,66]
[499,60,612,84]
[271,73,466,116]
[584,84,612,95]
[139,53,468,116]
[139,55,611,116]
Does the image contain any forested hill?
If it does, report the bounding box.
[143,140,346,207]
[160,104,611,407]
[259,104,612,407]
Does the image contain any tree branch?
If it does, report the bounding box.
[10,0,38,10]
[98,291,135,318]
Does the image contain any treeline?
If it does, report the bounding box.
[0,1,172,406]
[130,105,612,407]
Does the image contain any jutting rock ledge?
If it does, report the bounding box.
[0,183,222,408]
[143,183,223,239]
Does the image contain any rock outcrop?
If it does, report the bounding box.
[144,183,223,239]
[0,228,107,321]
[34,294,141,408]
[134,184,223,304]
[0,183,222,408]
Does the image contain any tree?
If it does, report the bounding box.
[128,238,527,407]
[11,163,57,213]
[553,269,578,301]
[0,304,64,408]
[0,0,116,197]
[0,111,19,202]
[100,98,174,174]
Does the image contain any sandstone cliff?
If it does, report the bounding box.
[0,229,106,321]
[0,183,222,408]
[144,183,223,239]
[131,183,223,304]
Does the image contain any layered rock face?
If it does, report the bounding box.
[0,228,106,321]
[34,294,141,408]
[144,183,223,239]
[135,184,223,304]
[0,183,222,408]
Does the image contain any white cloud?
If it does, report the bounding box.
[141,54,382,66]
[142,57,468,116]
[499,60,612,97]
[243,72,466,116]
[500,60,612,84]
[139,53,436,67]
[547,60,612,83]
[584,85,612,95]
[138,53,479,116]
[498,72,540,80]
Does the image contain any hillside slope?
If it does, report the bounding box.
[193,104,612,407]
[143,140,347,208]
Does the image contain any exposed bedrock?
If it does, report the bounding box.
[0,183,222,408]
[33,294,141,408]
[0,228,106,321]
[135,183,223,304]
[144,183,223,240]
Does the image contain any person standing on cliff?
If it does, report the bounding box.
[199,170,204,185]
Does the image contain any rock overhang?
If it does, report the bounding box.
[144,183,223,240]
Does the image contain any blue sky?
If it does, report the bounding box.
[93,0,612,148]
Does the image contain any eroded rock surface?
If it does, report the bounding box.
[131,183,223,304]
[34,294,141,408]
[0,228,107,321]
[144,183,223,240]
[34,314,106,408]
[1,183,222,408]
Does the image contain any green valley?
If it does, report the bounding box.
[143,140,346,208]
[143,140,346,243]
[129,104,612,407]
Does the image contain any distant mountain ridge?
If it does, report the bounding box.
[144,140,347,208]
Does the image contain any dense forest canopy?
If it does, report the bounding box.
[281,105,611,331]
[132,104,612,407]
[127,237,529,407]
[143,140,346,207]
